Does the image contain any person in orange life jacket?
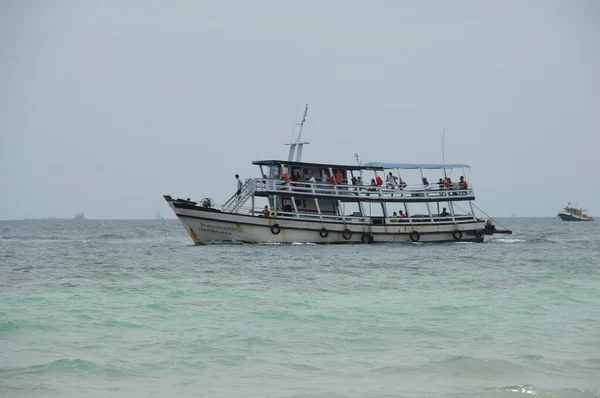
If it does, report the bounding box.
[334,169,343,184]
[398,177,407,189]
[459,176,468,189]
[444,177,452,189]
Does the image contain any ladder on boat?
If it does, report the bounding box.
[221,179,258,213]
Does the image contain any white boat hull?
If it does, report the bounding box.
[168,201,487,244]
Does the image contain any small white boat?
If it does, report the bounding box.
[164,106,511,244]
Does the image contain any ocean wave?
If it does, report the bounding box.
[431,355,527,375]
[471,385,600,398]
[0,320,58,335]
[86,233,128,240]
[490,238,526,243]
[0,359,143,378]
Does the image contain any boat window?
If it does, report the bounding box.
[269,165,282,179]
[404,203,430,219]
[339,202,361,219]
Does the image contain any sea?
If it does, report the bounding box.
[1,218,599,398]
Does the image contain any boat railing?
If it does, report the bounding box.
[222,179,474,213]
[238,205,479,225]
[254,179,473,199]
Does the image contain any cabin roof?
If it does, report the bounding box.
[252,160,382,171]
[362,162,471,170]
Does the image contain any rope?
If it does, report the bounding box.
[470,202,512,231]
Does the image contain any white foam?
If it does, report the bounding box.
[492,238,525,243]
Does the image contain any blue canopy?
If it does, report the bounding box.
[362,162,470,170]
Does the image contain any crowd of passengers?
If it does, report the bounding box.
[279,169,468,191]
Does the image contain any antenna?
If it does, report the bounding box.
[355,153,363,178]
[285,103,310,161]
[354,153,362,166]
[442,128,447,178]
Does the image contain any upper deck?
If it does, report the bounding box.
[248,159,472,204]
[249,179,474,202]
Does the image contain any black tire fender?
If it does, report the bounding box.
[361,233,373,244]
[410,231,420,242]
[475,229,483,238]
[342,229,352,240]
[319,227,329,238]
[270,223,281,235]
[452,229,463,241]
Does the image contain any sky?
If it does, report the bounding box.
[1,0,598,219]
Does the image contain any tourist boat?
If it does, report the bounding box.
[164,107,511,244]
[558,202,594,221]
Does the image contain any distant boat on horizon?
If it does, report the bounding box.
[75,213,85,220]
[558,202,594,222]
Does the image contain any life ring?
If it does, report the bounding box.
[270,224,281,235]
[475,230,483,238]
[319,227,329,238]
[452,229,463,241]
[361,233,373,244]
[342,229,352,240]
[409,231,420,242]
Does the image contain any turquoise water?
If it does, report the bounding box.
[1,218,599,397]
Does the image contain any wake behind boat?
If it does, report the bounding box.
[558,202,594,221]
[164,106,512,244]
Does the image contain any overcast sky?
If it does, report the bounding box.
[1,0,598,219]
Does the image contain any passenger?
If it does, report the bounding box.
[459,176,468,189]
[366,178,377,196]
[321,170,328,183]
[328,172,336,184]
[376,175,383,186]
[235,174,242,200]
[334,169,343,184]
[422,177,429,186]
[308,172,316,184]
[262,206,270,217]
[438,178,444,189]
[351,176,357,186]
[440,207,450,217]
[386,172,397,189]
[399,210,407,218]
[282,171,291,183]
[398,177,407,189]
[391,211,398,222]
[356,177,363,186]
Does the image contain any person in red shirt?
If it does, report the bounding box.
[459,176,468,189]
[376,175,383,186]
[334,169,343,184]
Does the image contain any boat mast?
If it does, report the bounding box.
[441,127,447,178]
[286,103,310,161]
